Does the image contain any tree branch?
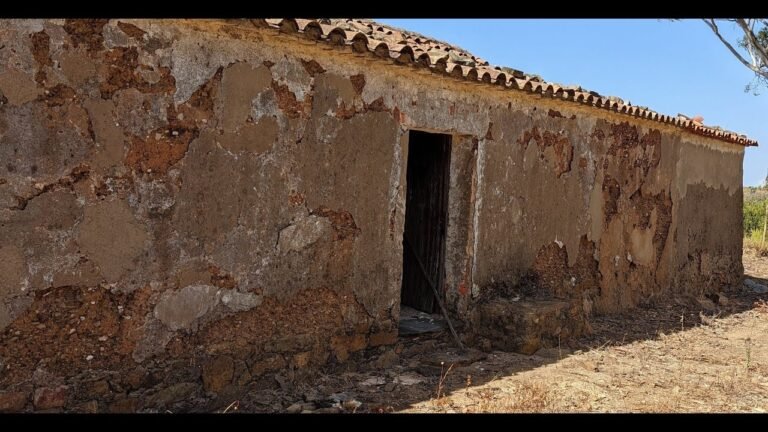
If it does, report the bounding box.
[702,19,766,76]
[736,18,768,66]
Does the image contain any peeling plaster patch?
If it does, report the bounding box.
[277,215,332,254]
[170,38,222,104]
[219,62,272,131]
[111,89,167,137]
[215,62,278,154]
[132,320,175,363]
[219,117,278,154]
[102,21,132,49]
[312,73,356,117]
[169,32,267,105]
[77,199,149,283]
[51,259,102,288]
[221,290,263,312]
[59,50,96,87]
[63,19,108,52]
[471,139,487,298]
[588,172,604,242]
[0,245,26,300]
[0,68,40,105]
[0,303,12,331]
[153,284,220,331]
[174,131,254,249]
[98,46,176,99]
[675,139,743,199]
[384,129,407,314]
[17,189,81,234]
[83,98,126,169]
[271,56,311,102]
[314,116,341,144]
[137,180,175,216]
[5,19,45,34]
[117,21,148,40]
[252,89,279,120]
[387,130,405,231]
[680,134,744,155]
[629,226,655,266]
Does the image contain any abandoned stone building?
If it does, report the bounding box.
[0,18,758,412]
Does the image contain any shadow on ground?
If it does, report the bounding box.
[210,261,768,413]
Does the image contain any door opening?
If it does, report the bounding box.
[401,130,452,314]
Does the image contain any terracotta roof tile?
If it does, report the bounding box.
[253,18,757,147]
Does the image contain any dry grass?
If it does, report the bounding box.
[467,382,553,412]
[409,306,768,413]
[427,379,555,413]
[744,236,768,257]
[404,252,768,413]
[433,362,454,408]
[755,299,768,314]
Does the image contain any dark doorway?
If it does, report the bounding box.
[401,130,452,313]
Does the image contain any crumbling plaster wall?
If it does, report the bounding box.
[0,19,744,411]
[474,107,743,315]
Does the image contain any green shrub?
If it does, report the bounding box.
[743,198,768,237]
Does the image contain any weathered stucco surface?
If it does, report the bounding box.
[0,19,745,411]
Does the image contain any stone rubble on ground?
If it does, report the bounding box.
[394,374,425,386]
[360,377,385,386]
[744,278,768,293]
[284,396,362,414]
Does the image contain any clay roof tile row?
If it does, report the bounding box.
[251,18,757,147]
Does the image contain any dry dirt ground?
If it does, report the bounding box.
[220,251,768,414]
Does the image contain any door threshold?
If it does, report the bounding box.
[398,305,447,336]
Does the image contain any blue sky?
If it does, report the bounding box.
[377,19,768,186]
